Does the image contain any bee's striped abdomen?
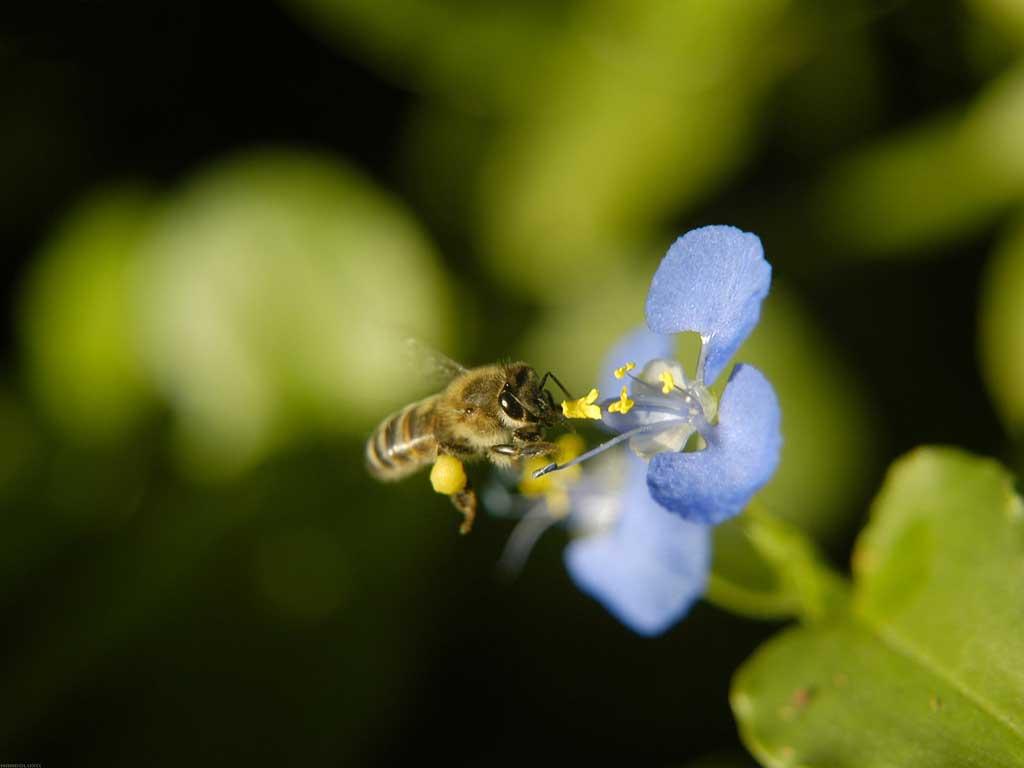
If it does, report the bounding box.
[365,397,438,481]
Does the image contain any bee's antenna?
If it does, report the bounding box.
[539,371,573,400]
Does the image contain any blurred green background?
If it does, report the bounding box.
[3,0,1024,765]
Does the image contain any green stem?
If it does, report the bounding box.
[746,503,850,622]
[706,503,850,624]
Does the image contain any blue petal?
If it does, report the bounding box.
[564,453,711,636]
[597,325,674,397]
[645,226,771,383]
[646,364,781,525]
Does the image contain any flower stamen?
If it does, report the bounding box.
[533,422,674,478]
[658,371,676,394]
[498,504,565,576]
[696,334,711,383]
[607,386,635,414]
[562,388,602,420]
[624,371,666,393]
[613,362,636,379]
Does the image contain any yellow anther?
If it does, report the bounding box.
[430,455,467,495]
[607,386,635,415]
[561,388,602,420]
[613,362,636,379]
[659,371,676,394]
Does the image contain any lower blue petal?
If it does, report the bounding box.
[646,363,781,524]
[564,452,711,636]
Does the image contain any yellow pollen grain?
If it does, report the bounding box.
[561,388,602,420]
[519,433,584,497]
[430,455,467,495]
[608,386,635,415]
[555,433,586,464]
[659,371,676,394]
[613,362,636,379]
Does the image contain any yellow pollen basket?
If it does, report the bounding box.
[562,388,602,420]
[430,455,467,495]
[519,434,584,516]
[607,385,635,414]
[659,371,676,394]
[613,362,636,379]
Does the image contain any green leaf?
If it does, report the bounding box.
[19,186,158,443]
[134,149,455,477]
[818,61,1024,256]
[282,0,562,112]
[480,0,795,298]
[733,447,1024,767]
[980,216,1024,436]
[969,0,1024,50]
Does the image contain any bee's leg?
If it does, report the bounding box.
[435,442,477,534]
[490,441,558,460]
[514,430,559,458]
[450,482,477,535]
[518,442,559,458]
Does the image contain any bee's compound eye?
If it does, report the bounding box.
[499,388,524,420]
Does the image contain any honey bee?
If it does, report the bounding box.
[366,343,570,534]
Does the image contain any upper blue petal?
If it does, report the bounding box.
[645,226,771,383]
[597,325,674,397]
[646,364,781,525]
[564,452,711,636]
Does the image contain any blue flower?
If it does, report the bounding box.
[523,225,781,635]
[563,451,712,635]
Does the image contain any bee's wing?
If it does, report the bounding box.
[403,338,468,387]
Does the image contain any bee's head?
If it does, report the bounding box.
[499,364,563,429]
